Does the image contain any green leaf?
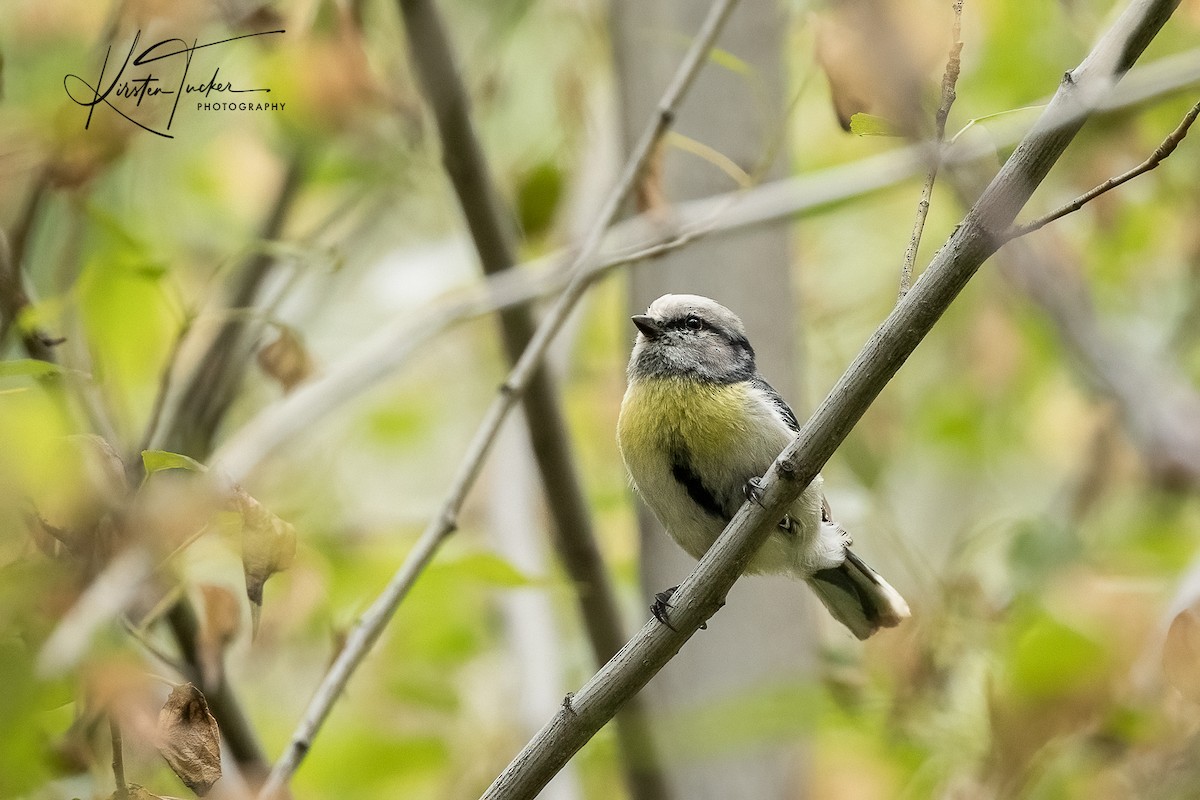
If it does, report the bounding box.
[0,359,64,379]
[442,552,533,588]
[1008,615,1108,699]
[516,160,563,239]
[141,450,208,474]
[708,47,751,76]
[849,113,901,137]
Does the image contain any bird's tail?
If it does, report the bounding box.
[806,549,910,640]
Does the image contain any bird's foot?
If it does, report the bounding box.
[651,587,677,630]
[746,477,795,534]
[651,586,707,631]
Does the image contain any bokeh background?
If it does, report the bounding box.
[3,0,1200,798]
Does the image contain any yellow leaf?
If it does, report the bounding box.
[231,488,297,616]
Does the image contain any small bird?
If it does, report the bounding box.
[617,293,910,639]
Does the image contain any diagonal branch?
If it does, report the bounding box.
[254,1,742,797]
[480,1,1182,797]
[0,228,60,361]
[1007,97,1200,238]
[899,0,963,299]
[395,0,668,796]
[211,49,1200,486]
[155,154,306,460]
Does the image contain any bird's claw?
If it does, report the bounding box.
[651,586,707,631]
[652,587,677,630]
[747,477,795,534]
[744,477,766,506]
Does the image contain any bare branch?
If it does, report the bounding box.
[164,597,270,785]
[213,210,718,481]
[480,1,1183,796]
[395,0,669,794]
[253,1,742,797]
[212,48,1199,487]
[155,154,306,460]
[899,0,963,299]
[110,717,128,800]
[0,228,60,361]
[998,233,1200,487]
[1007,98,1200,238]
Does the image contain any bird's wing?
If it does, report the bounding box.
[749,375,837,523]
[749,375,801,434]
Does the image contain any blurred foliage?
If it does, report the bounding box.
[0,0,1199,799]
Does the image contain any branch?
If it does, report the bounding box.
[110,717,129,800]
[253,1,742,797]
[395,0,669,795]
[211,48,1200,485]
[0,228,60,361]
[997,233,1200,487]
[117,158,311,787]
[164,598,271,783]
[899,0,963,299]
[155,154,306,459]
[480,1,1182,796]
[1007,97,1200,238]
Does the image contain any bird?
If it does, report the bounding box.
[617,293,910,639]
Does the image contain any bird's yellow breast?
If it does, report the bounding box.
[618,376,751,464]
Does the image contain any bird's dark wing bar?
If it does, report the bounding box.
[749,375,801,433]
[669,445,731,521]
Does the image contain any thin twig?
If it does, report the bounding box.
[210,42,1199,482]
[213,203,723,483]
[0,228,59,361]
[1007,98,1200,239]
[165,598,270,783]
[206,49,1197,482]
[110,716,128,800]
[121,616,187,674]
[899,0,963,299]
[156,154,307,460]
[396,0,669,793]
[9,170,50,291]
[480,1,1181,796]
[254,2,742,796]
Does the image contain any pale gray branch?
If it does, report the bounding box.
[1007,98,1200,238]
[481,1,1182,797]
[212,48,1200,486]
[253,1,742,797]
[395,0,668,793]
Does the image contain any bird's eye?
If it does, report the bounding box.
[685,316,704,331]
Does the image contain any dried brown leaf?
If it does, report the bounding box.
[231,488,296,616]
[1164,602,1200,702]
[812,10,875,131]
[810,0,948,133]
[197,585,241,688]
[257,327,314,393]
[156,683,222,796]
[634,137,669,220]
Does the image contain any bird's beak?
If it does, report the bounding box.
[631,314,662,339]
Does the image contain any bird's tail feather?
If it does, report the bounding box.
[807,549,910,640]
